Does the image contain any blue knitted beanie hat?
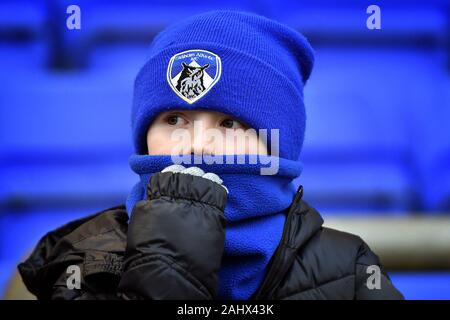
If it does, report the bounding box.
[131,10,314,161]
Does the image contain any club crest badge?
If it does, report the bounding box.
[167,49,222,104]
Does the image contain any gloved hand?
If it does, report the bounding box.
[161,164,229,193]
[118,164,228,300]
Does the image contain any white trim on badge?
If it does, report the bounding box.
[166,49,222,104]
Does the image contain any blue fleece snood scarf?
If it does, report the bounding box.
[126,10,315,299]
[125,154,303,300]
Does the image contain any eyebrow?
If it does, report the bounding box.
[163,110,189,118]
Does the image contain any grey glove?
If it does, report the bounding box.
[161,164,229,194]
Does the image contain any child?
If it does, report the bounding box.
[17,10,403,300]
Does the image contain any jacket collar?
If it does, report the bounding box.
[251,185,324,299]
[288,198,324,251]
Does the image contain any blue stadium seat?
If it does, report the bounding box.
[299,47,431,212]
[0,1,46,32]
[0,206,113,296]
[52,0,255,68]
[0,70,134,150]
[0,70,139,208]
[390,272,450,300]
[0,1,49,70]
[0,42,48,71]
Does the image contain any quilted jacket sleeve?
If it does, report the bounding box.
[117,171,228,300]
[354,239,404,300]
[17,205,129,300]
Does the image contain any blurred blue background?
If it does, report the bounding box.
[0,0,449,299]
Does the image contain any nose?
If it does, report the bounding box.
[190,121,215,156]
[190,135,215,156]
[191,140,204,155]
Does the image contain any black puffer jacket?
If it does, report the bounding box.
[18,170,404,300]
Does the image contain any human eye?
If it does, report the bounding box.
[220,118,246,129]
[166,113,188,126]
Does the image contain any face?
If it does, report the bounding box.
[146,110,269,156]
